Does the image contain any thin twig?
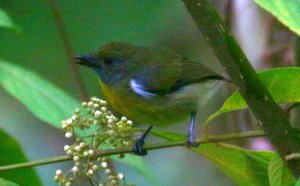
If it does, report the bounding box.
[0,130,266,171]
[48,0,88,101]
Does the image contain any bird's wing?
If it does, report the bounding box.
[172,59,226,90]
[130,56,226,98]
[130,60,181,97]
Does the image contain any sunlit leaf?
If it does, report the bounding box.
[0,178,20,186]
[254,0,300,36]
[296,178,300,186]
[0,7,20,31]
[0,129,41,185]
[268,154,295,186]
[151,130,273,186]
[0,61,80,128]
[206,68,300,125]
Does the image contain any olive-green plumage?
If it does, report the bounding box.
[76,42,226,126]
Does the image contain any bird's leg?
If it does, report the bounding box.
[187,112,199,147]
[132,125,153,156]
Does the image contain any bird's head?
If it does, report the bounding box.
[75,42,139,85]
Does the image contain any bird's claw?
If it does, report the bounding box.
[132,125,153,156]
[132,139,147,156]
[186,135,199,148]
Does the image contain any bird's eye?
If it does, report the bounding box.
[104,57,114,65]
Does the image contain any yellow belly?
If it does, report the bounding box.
[98,80,192,126]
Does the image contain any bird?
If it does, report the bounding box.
[75,42,229,156]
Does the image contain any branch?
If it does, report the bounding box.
[48,0,88,101]
[0,130,265,171]
[183,0,300,176]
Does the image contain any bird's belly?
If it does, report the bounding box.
[99,82,200,126]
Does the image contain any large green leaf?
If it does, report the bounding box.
[268,154,295,186]
[0,60,80,128]
[0,129,41,186]
[151,130,273,186]
[196,144,272,186]
[296,178,300,186]
[206,68,300,125]
[0,7,19,31]
[0,178,19,186]
[254,0,300,36]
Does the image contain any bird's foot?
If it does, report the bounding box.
[187,112,199,148]
[132,139,147,156]
[186,135,199,148]
[132,125,153,156]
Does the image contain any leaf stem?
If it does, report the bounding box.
[0,130,266,171]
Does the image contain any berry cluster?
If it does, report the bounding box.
[54,97,135,186]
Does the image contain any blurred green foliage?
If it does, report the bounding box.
[0,7,19,31]
[0,61,79,127]
[0,178,20,186]
[0,129,41,185]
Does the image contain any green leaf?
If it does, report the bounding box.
[0,178,20,186]
[0,129,42,186]
[206,68,300,125]
[254,0,300,36]
[196,144,272,186]
[296,178,300,186]
[268,154,296,186]
[151,130,273,186]
[0,7,20,31]
[0,61,80,128]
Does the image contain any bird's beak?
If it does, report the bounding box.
[74,54,98,67]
